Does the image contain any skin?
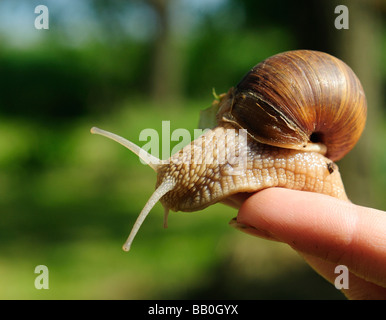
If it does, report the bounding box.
[230,188,386,300]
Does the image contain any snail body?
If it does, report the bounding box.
[91,50,367,251]
[156,123,347,213]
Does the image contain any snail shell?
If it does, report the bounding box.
[91,50,367,251]
[215,50,367,162]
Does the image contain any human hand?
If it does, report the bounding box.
[230,188,386,300]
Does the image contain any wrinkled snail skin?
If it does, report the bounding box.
[157,123,348,213]
[90,50,367,251]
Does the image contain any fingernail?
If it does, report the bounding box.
[229,217,278,241]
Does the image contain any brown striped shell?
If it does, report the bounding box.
[216,50,367,162]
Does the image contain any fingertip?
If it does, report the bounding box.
[237,188,356,255]
[238,188,306,228]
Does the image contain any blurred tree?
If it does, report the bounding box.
[91,0,184,104]
[146,0,184,104]
[326,0,384,207]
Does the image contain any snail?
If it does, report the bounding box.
[91,50,367,252]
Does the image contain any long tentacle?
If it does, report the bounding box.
[90,127,162,171]
[122,179,176,252]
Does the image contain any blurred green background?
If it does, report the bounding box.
[0,0,385,300]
